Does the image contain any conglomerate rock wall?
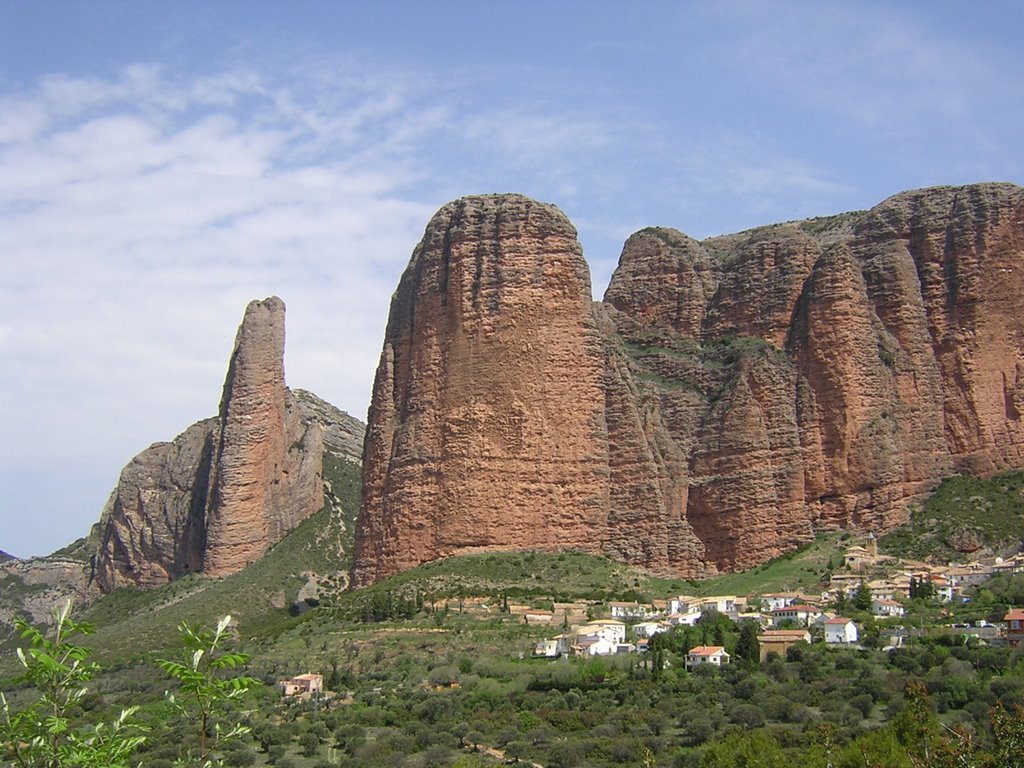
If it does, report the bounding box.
[352,183,1024,584]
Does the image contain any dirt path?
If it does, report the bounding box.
[477,744,545,767]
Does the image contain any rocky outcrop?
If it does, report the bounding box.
[202,297,323,575]
[352,195,611,587]
[0,556,91,628]
[91,297,365,592]
[353,183,1024,583]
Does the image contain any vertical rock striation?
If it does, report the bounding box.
[353,183,1024,583]
[352,195,611,587]
[202,297,323,575]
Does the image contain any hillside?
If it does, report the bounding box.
[880,470,1024,561]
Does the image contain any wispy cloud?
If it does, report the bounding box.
[0,63,446,554]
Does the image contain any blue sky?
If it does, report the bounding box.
[2,1,1022,558]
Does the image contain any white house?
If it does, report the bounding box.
[575,620,626,645]
[666,610,703,627]
[632,620,669,638]
[576,635,617,656]
[667,595,700,615]
[609,602,648,620]
[760,593,799,612]
[700,595,745,614]
[770,604,823,627]
[535,638,560,657]
[685,645,730,670]
[534,633,572,657]
[824,618,859,645]
[871,599,905,618]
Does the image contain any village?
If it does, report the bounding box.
[523,534,1024,667]
[274,535,1024,699]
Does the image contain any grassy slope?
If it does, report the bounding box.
[80,454,361,659]
[880,470,1024,560]
[70,467,1024,662]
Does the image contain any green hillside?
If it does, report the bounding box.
[880,470,1024,561]
[79,452,361,659]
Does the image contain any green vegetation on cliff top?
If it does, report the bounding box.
[880,470,1024,561]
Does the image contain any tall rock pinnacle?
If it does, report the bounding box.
[91,297,328,590]
[202,297,323,575]
[351,195,611,587]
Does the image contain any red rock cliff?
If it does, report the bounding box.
[353,183,1024,583]
[351,195,611,587]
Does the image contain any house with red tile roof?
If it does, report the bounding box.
[685,645,730,670]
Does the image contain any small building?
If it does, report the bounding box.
[758,629,811,661]
[574,635,616,656]
[760,593,800,612]
[700,595,746,614]
[632,620,669,638]
[1004,608,1024,645]
[667,595,701,615]
[535,635,574,657]
[575,620,626,645]
[609,601,648,620]
[280,673,324,697]
[880,628,907,650]
[844,546,872,571]
[666,609,703,626]
[770,604,823,627]
[871,599,906,618]
[824,618,859,645]
[685,645,730,670]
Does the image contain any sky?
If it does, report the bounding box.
[1,1,1022,558]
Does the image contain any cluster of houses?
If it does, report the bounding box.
[532,592,866,664]
[530,537,1024,662]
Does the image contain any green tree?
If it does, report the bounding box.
[298,731,319,758]
[699,729,786,768]
[735,621,760,668]
[0,600,146,768]
[854,581,873,612]
[157,615,258,767]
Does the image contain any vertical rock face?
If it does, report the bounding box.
[202,297,323,575]
[91,297,360,592]
[91,420,213,590]
[353,183,1024,583]
[351,195,611,587]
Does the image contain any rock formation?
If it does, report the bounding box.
[353,183,1024,584]
[352,195,611,586]
[90,297,364,592]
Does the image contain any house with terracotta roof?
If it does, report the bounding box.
[1004,608,1024,645]
[685,645,730,670]
[824,618,859,645]
[280,673,324,698]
